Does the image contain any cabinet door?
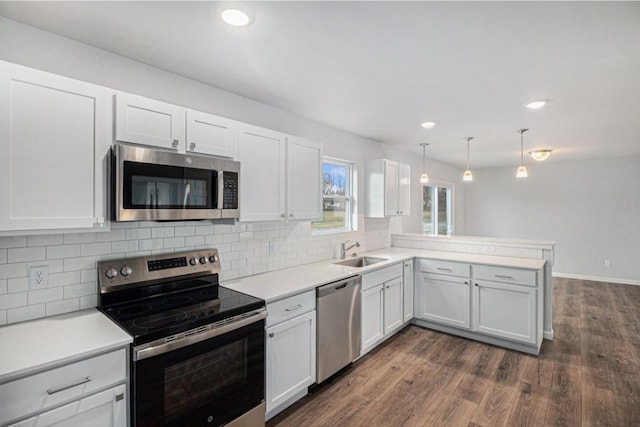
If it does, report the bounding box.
[238,124,286,222]
[397,163,411,216]
[286,136,322,221]
[8,384,126,427]
[185,110,237,158]
[384,277,404,334]
[403,260,414,322]
[115,92,185,150]
[266,311,315,416]
[415,273,470,329]
[383,160,399,216]
[0,62,110,232]
[361,284,384,355]
[473,280,537,344]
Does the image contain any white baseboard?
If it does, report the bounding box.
[553,272,640,287]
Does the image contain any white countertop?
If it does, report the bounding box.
[0,309,132,383]
[223,247,546,303]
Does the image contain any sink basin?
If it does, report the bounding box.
[334,256,388,268]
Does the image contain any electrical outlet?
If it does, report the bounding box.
[604,259,612,268]
[29,266,49,289]
[269,241,277,255]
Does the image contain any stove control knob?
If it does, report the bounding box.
[121,265,133,277]
[105,268,118,279]
[189,257,197,266]
[209,255,217,263]
[199,257,207,264]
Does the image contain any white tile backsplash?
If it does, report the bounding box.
[0,215,400,325]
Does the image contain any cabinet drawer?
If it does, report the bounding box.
[419,259,470,278]
[266,290,315,327]
[0,349,126,424]
[474,265,537,287]
[361,263,402,291]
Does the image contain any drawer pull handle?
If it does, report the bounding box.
[437,268,453,272]
[285,304,302,312]
[495,274,514,279]
[47,377,91,395]
[115,393,125,402]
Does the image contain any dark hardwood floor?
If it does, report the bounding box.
[267,278,640,427]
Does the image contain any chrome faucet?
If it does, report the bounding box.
[340,240,360,259]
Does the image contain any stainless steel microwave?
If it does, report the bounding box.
[113,144,240,221]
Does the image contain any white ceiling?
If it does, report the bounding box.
[1,1,639,169]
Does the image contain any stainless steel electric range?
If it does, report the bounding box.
[97,249,266,427]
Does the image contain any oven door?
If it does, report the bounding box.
[132,315,265,427]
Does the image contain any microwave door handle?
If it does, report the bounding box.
[183,183,191,207]
[217,171,224,210]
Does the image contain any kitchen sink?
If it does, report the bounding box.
[334,256,388,268]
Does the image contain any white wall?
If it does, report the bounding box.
[465,156,640,283]
[0,17,465,324]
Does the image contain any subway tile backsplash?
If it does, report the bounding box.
[0,215,400,325]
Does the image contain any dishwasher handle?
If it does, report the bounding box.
[317,276,361,297]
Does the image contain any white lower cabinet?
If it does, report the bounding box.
[403,260,414,323]
[415,274,470,329]
[360,263,404,356]
[265,293,316,420]
[413,258,543,354]
[8,384,126,427]
[473,280,537,344]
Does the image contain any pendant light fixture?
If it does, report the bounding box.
[516,129,529,178]
[463,137,474,182]
[419,143,429,184]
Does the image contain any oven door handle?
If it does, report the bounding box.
[134,308,267,361]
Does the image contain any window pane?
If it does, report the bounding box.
[437,187,450,235]
[314,198,347,231]
[422,186,434,235]
[322,164,347,196]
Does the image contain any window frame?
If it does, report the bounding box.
[422,180,455,236]
[312,157,355,235]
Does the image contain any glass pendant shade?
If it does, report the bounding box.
[419,143,429,184]
[463,137,473,182]
[516,165,528,178]
[463,170,473,181]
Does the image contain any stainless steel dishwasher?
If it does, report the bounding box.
[316,275,361,383]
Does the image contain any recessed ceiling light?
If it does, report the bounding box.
[529,150,553,161]
[220,8,254,27]
[525,99,550,110]
[421,121,436,129]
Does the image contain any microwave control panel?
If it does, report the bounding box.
[222,172,238,209]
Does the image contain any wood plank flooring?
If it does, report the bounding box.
[267,278,640,427]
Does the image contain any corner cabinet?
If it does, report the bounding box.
[0,61,110,233]
[364,159,410,218]
[413,258,544,355]
[360,263,404,356]
[265,291,316,421]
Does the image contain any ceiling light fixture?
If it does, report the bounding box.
[220,7,254,27]
[525,99,550,110]
[516,129,529,178]
[528,149,553,161]
[419,143,430,184]
[463,137,474,182]
[421,121,436,129]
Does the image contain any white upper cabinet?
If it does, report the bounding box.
[115,92,185,150]
[185,110,237,158]
[286,136,322,221]
[238,124,286,222]
[365,158,410,217]
[0,61,110,233]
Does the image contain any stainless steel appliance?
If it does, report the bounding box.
[114,143,240,221]
[97,249,265,427]
[316,275,361,383]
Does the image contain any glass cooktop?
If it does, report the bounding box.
[101,285,264,345]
